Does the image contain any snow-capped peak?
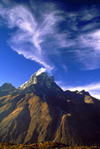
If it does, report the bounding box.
[36,67,52,77]
[18,68,53,90]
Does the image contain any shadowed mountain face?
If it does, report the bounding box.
[0,68,100,146]
[0,83,16,97]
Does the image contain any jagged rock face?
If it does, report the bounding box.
[27,72,54,89]
[17,68,62,96]
[18,68,54,90]
[1,68,100,146]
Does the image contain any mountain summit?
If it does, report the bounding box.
[18,67,54,90]
[0,83,16,97]
[36,67,53,77]
[0,68,100,146]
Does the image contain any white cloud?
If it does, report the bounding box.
[55,80,62,85]
[59,5,100,70]
[1,0,10,5]
[0,1,69,70]
[79,30,100,51]
[62,64,67,72]
[74,30,100,70]
[0,1,100,71]
[79,6,99,21]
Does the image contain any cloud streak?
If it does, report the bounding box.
[0,0,68,70]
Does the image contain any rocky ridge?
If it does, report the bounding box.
[0,83,16,97]
[0,68,100,146]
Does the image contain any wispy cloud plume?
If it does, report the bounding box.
[74,30,100,70]
[65,5,100,70]
[0,0,68,70]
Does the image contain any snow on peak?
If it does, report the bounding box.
[18,68,53,90]
[19,81,28,89]
[36,67,52,77]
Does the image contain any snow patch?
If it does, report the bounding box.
[18,67,53,90]
[36,67,52,77]
[19,81,28,89]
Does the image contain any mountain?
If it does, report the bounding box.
[0,83,16,97]
[18,68,54,90]
[0,68,100,146]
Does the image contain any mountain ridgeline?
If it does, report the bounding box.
[0,83,16,97]
[0,68,100,146]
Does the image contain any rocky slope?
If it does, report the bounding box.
[0,68,100,146]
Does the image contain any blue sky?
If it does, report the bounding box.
[1,0,100,99]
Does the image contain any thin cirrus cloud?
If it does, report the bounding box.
[0,0,67,70]
[66,6,100,70]
[0,0,100,70]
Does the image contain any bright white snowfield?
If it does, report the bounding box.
[36,67,53,77]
